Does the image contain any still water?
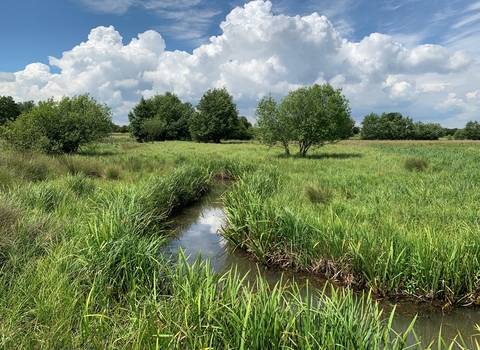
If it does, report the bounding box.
[166,183,480,348]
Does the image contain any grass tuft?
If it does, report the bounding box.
[105,165,121,180]
[404,157,429,171]
[306,185,334,204]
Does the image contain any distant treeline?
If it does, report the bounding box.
[360,112,480,140]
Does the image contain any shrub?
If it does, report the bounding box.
[404,157,428,171]
[2,94,112,154]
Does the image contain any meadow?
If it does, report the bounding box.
[0,135,479,348]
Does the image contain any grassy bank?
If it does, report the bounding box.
[0,137,477,348]
[222,140,480,306]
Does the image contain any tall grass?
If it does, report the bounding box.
[222,141,480,305]
[1,139,478,348]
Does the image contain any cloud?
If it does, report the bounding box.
[0,72,15,83]
[0,0,478,127]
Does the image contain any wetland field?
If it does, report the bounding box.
[1,136,480,349]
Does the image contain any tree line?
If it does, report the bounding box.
[1,85,480,156]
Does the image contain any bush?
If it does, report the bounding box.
[2,94,112,154]
[404,158,428,171]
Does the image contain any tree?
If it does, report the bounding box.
[17,100,35,114]
[0,95,21,126]
[256,84,353,157]
[230,116,254,140]
[128,93,195,142]
[189,87,239,143]
[255,95,292,155]
[462,120,480,140]
[361,112,414,140]
[128,97,150,142]
[2,94,112,154]
[412,122,445,140]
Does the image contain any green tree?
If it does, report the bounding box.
[255,95,291,155]
[412,122,445,140]
[230,116,254,140]
[0,95,21,126]
[128,97,150,142]
[128,93,194,142]
[17,100,35,114]
[2,94,112,154]
[189,87,239,143]
[463,120,480,140]
[361,112,414,140]
[256,84,353,157]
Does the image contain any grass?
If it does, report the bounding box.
[221,140,480,305]
[0,138,479,348]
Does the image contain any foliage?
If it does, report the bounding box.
[255,84,353,157]
[17,100,35,114]
[128,92,195,142]
[454,120,480,140]
[255,95,292,155]
[412,122,446,140]
[361,113,446,140]
[230,115,254,140]
[2,94,112,154]
[0,95,21,126]
[361,112,414,140]
[111,124,130,133]
[189,87,240,143]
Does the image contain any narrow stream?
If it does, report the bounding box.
[166,183,480,348]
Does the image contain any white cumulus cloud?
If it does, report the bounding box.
[0,0,478,127]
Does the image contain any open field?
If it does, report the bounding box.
[1,136,479,348]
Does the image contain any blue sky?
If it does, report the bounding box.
[1,0,479,127]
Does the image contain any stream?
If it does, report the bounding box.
[166,183,480,348]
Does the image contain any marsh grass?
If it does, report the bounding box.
[306,185,334,204]
[58,155,104,177]
[105,165,121,180]
[1,139,478,349]
[404,157,429,171]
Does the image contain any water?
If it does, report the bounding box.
[166,183,480,348]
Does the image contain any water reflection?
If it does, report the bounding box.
[166,183,480,348]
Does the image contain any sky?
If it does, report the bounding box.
[0,0,479,127]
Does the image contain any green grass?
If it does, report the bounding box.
[1,138,479,348]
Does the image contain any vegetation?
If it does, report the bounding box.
[1,94,112,154]
[454,120,480,140]
[361,112,445,140]
[0,95,21,126]
[128,92,195,142]
[1,128,480,348]
[221,140,480,307]
[255,83,353,157]
[189,86,245,143]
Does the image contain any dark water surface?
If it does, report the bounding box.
[166,183,480,348]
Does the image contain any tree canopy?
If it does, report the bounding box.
[189,87,240,143]
[454,120,480,140]
[128,92,195,142]
[1,94,112,154]
[361,112,445,140]
[0,95,21,126]
[255,83,353,157]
